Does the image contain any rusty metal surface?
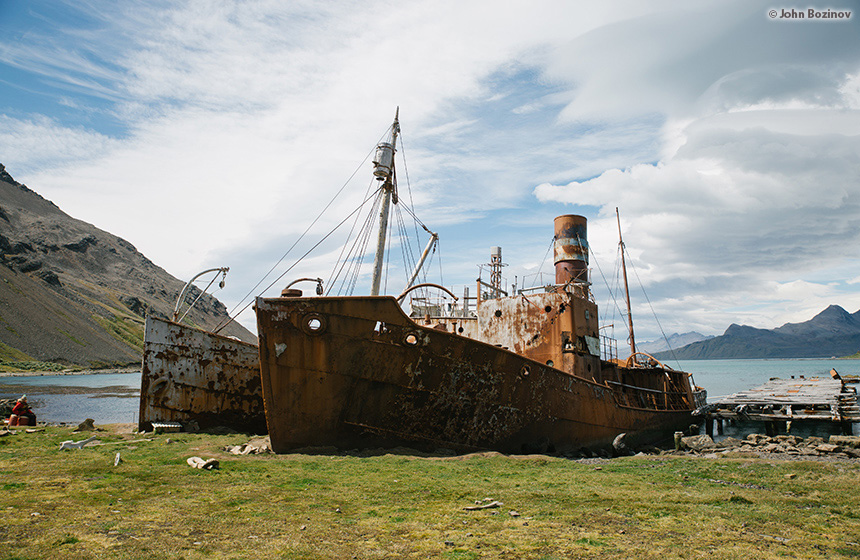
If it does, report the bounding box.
[139,316,265,433]
[554,215,588,284]
[256,294,700,454]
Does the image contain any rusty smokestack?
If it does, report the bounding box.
[553,214,588,285]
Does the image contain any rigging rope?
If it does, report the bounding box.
[214,126,390,333]
[214,188,385,332]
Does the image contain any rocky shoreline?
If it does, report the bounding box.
[677,432,860,461]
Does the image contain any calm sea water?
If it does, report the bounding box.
[1,359,858,427]
[0,371,141,425]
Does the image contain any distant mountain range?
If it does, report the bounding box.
[0,163,254,368]
[637,332,714,355]
[654,305,860,360]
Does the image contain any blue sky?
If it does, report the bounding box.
[1,0,859,341]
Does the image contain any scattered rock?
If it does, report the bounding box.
[509,510,520,517]
[829,435,860,449]
[681,434,716,451]
[612,433,632,456]
[716,437,743,449]
[815,443,841,454]
[75,419,98,432]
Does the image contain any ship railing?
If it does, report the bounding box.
[605,381,693,411]
[600,333,618,362]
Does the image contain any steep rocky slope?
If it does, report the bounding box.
[0,163,254,367]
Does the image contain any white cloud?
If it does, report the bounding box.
[2,0,859,338]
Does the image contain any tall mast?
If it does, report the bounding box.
[616,207,637,362]
[370,108,400,296]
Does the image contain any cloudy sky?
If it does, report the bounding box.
[1,0,858,342]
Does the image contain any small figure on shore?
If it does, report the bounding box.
[9,395,36,426]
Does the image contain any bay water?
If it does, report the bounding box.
[1,358,858,429]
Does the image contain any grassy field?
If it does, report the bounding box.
[1,425,858,559]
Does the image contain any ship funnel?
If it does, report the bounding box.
[553,215,588,285]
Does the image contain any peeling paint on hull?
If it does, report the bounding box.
[139,316,265,434]
[256,296,703,454]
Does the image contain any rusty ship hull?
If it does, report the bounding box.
[256,294,702,454]
[139,316,266,433]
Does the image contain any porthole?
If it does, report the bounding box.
[544,305,552,313]
[302,314,326,335]
[494,310,502,318]
[521,365,531,377]
[458,327,464,333]
[404,333,419,346]
[546,360,554,367]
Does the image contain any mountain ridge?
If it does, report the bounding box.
[0,163,254,368]
[655,305,860,360]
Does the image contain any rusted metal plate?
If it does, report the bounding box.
[139,316,265,433]
[256,295,700,454]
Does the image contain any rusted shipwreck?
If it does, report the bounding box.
[138,316,265,433]
[255,212,707,454]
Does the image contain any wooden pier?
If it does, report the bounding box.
[703,376,860,437]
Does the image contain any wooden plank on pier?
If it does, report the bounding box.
[710,377,859,423]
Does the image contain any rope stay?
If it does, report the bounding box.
[216,114,443,333]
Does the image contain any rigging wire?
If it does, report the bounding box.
[325,175,380,295]
[523,238,555,289]
[397,133,425,255]
[329,188,383,296]
[626,254,687,372]
[215,188,385,332]
[214,126,390,333]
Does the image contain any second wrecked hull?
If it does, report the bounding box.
[138,316,265,433]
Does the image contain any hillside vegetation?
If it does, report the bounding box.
[0,163,254,369]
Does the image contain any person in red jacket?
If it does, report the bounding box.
[10,395,36,426]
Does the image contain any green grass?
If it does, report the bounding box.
[0,341,33,361]
[92,314,144,352]
[0,427,858,559]
[0,359,69,373]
